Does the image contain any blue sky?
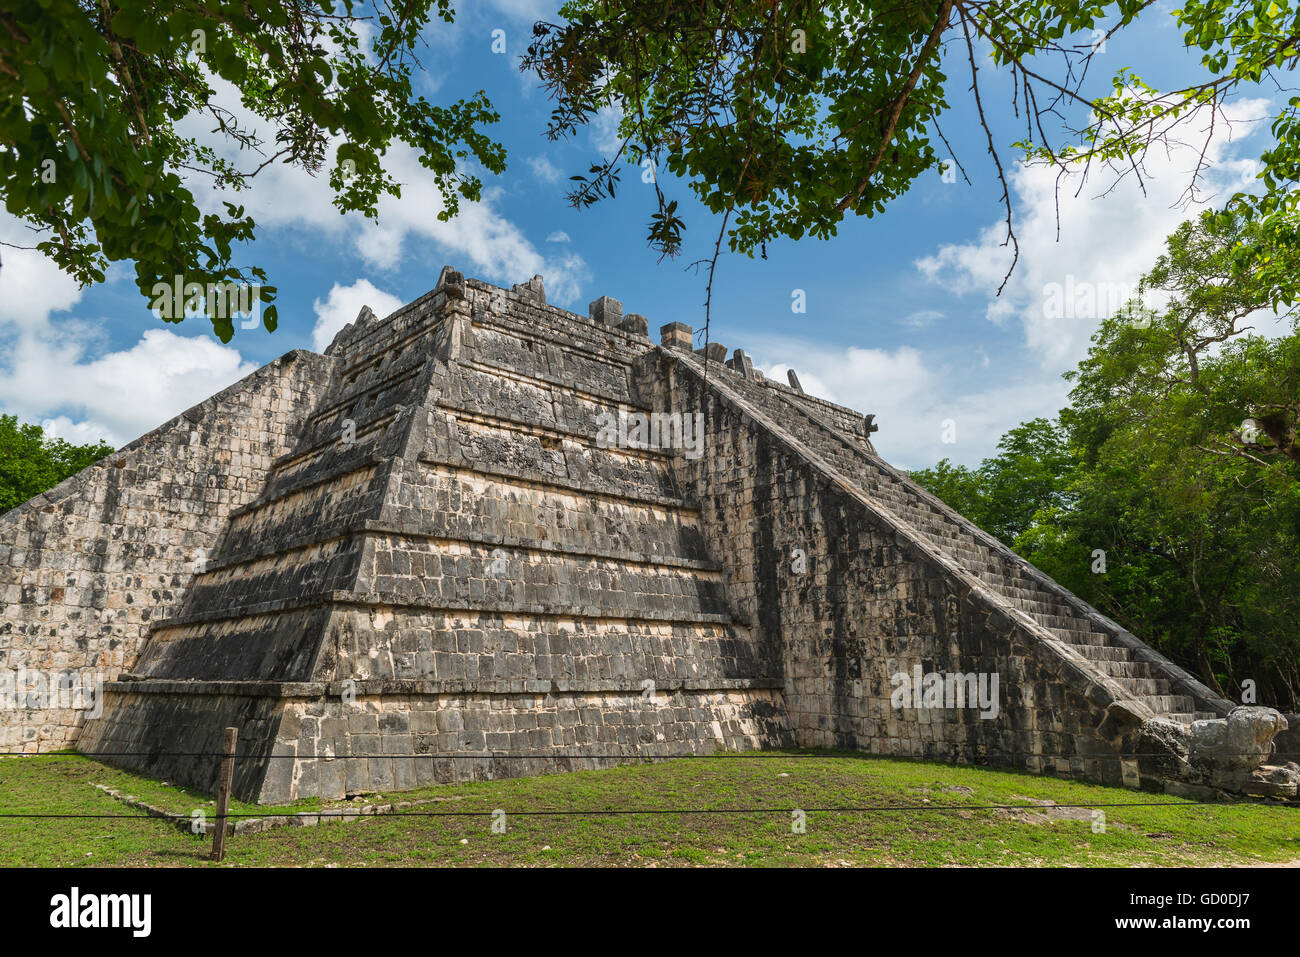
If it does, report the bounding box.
[0,1,1276,468]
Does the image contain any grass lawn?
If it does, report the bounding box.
[0,750,1296,867]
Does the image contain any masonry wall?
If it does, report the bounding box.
[79,279,795,803]
[258,686,788,803]
[658,354,1136,787]
[0,350,332,750]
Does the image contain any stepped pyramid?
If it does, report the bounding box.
[2,269,1295,802]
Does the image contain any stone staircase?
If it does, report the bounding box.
[675,350,1229,727]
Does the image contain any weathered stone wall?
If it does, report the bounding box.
[318,607,761,686]
[652,352,1137,786]
[85,680,785,805]
[258,685,788,803]
[77,275,792,802]
[13,270,1292,802]
[75,685,288,801]
[0,351,331,750]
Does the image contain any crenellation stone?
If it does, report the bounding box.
[512,275,546,304]
[620,313,649,337]
[659,322,692,350]
[589,296,622,326]
[727,349,755,379]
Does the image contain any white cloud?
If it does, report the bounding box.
[0,218,83,333]
[749,336,930,409]
[747,332,1069,470]
[588,106,625,157]
[528,155,562,183]
[177,72,590,304]
[39,415,116,447]
[546,230,571,243]
[902,309,944,329]
[916,96,1270,369]
[0,211,257,448]
[311,280,405,353]
[0,326,256,447]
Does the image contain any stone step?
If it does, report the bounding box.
[441,403,676,458]
[389,465,712,567]
[1025,612,1099,635]
[223,462,394,555]
[332,287,442,366]
[262,413,406,490]
[1094,658,1166,679]
[430,415,686,504]
[465,285,650,360]
[737,375,1121,650]
[460,357,643,412]
[1041,626,1109,646]
[147,589,748,634]
[414,454,692,511]
[1007,596,1065,617]
[305,353,433,429]
[204,520,720,578]
[683,351,1235,734]
[1109,676,1174,696]
[184,536,738,625]
[1134,694,1199,714]
[1073,644,1135,663]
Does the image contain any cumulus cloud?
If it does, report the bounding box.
[528,155,562,183]
[0,211,258,447]
[749,333,1070,470]
[546,230,571,243]
[177,72,590,303]
[0,218,83,333]
[0,325,256,447]
[588,106,625,157]
[39,415,117,447]
[916,97,1271,369]
[311,280,405,353]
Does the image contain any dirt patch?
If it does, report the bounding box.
[994,795,1098,825]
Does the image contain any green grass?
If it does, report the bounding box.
[1,751,1297,867]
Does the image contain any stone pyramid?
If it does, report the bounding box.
[2,269,1293,802]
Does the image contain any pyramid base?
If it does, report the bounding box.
[78,679,792,803]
